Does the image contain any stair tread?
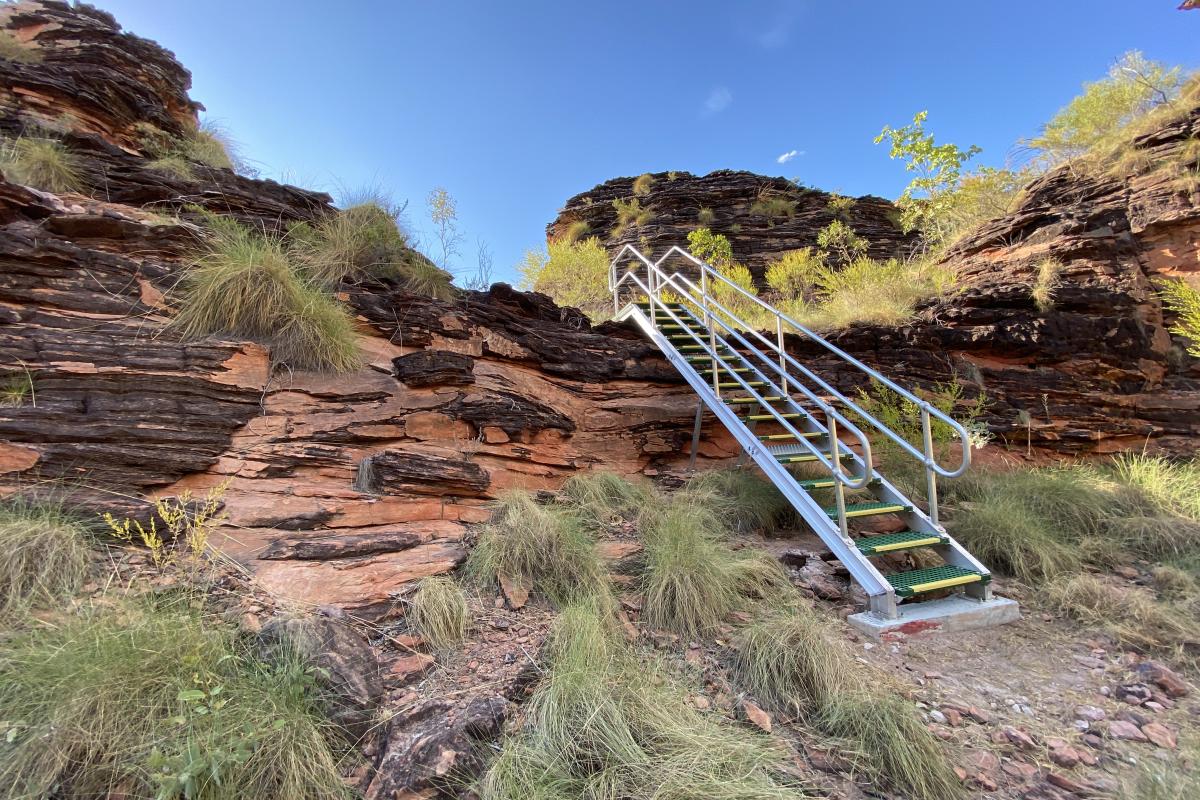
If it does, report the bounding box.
[825,501,908,518]
[758,431,821,440]
[886,565,986,597]
[856,530,946,555]
[795,477,837,490]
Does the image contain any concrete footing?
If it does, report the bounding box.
[847,594,1021,642]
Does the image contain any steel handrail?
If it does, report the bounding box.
[650,245,972,480]
[614,268,875,491]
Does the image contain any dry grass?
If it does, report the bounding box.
[560,470,654,529]
[1047,573,1200,651]
[0,135,83,193]
[946,493,1082,583]
[612,196,654,235]
[733,604,861,716]
[465,490,609,606]
[0,370,32,408]
[147,154,195,181]
[818,692,965,800]
[0,600,350,799]
[479,602,804,800]
[1032,257,1063,312]
[684,468,791,534]
[409,576,468,649]
[632,173,656,196]
[558,219,590,244]
[0,30,41,63]
[749,193,797,222]
[171,214,362,372]
[0,499,92,619]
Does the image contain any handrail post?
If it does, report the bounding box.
[775,312,787,397]
[701,265,720,397]
[920,403,939,527]
[829,416,849,538]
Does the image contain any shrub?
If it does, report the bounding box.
[479,602,803,800]
[798,255,955,329]
[818,692,965,800]
[465,490,609,606]
[171,215,362,372]
[749,192,797,223]
[0,30,41,62]
[0,134,83,193]
[518,235,611,320]
[687,226,734,267]
[826,192,854,218]
[0,500,92,619]
[632,173,655,196]
[1160,278,1200,357]
[816,219,868,263]
[1028,51,1183,166]
[936,166,1026,243]
[0,602,349,799]
[409,576,468,649]
[696,206,716,226]
[1032,257,1063,312]
[764,247,826,299]
[558,219,590,244]
[684,468,791,534]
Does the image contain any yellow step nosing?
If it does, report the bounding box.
[843,504,905,518]
[908,573,982,593]
[872,536,942,553]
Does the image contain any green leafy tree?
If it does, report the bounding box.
[816,219,868,264]
[1028,51,1183,165]
[686,227,734,267]
[519,236,611,320]
[875,110,981,244]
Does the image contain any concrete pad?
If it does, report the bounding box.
[847,595,1021,642]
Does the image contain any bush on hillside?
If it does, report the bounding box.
[0,134,83,193]
[518,235,611,320]
[1161,278,1200,357]
[765,248,826,299]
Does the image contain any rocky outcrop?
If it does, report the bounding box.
[0,3,736,620]
[548,170,916,284]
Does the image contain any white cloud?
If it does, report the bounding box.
[776,149,804,164]
[757,3,805,49]
[702,86,733,116]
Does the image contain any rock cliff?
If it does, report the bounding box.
[548,169,917,283]
[551,123,1200,455]
[0,1,735,620]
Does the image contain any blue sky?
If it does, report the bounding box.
[98,1,1196,285]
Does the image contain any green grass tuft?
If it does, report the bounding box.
[0,135,83,193]
[0,499,92,619]
[183,119,238,171]
[147,154,195,181]
[0,601,350,799]
[409,575,468,649]
[465,490,609,606]
[946,492,1082,584]
[818,692,964,800]
[171,214,362,372]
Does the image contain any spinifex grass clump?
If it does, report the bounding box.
[409,575,468,649]
[466,490,608,606]
[172,214,362,372]
[641,494,789,637]
[479,603,805,800]
[818,692,964,800]
[1046,573,1200,651]
[685,468,792,534]
[289,197,454,299]
[0,601,349,799]
[733,604,861,716]
[560,470,654,529]
[0,499,92,619]
[0,134,83,193]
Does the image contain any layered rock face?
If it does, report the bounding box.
[551,122,1200,455]
[548,170,917,283]
[0,1,734,618]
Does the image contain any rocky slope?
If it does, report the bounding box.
[549,169,917,283]
[552,121,1200,455]
[0,1,736,620]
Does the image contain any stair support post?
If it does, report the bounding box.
[775,312,788,396]
[687,401,704,472]
[920,403,940,528]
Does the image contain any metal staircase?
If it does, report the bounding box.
[610,245,1017,630]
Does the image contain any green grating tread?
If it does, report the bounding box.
[887,565,987,597]
[856,530,946,556]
